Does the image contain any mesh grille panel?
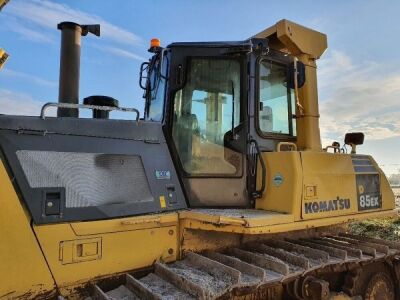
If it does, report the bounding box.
[16,150,153,208]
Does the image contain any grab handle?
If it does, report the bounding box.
[40,102,140,121]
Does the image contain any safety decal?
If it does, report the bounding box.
[159,196,167,208]
[273,173,284,187]
[155,170,171,180]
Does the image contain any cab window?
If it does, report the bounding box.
[258,60,295,136]
[147,55,168,121]
[172,58,242,176]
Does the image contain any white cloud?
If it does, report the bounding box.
[5,0,141,46]
[1,68,57,86]
[0,89,45,116]
[3,18,55,44]
[318,50,400,144]
[99,46,147,62]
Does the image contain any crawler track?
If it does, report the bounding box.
[92,233,400,300]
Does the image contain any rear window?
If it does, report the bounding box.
[258,60,296,136]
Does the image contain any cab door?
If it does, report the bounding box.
[246,52,298,199]
[166,45,249,207]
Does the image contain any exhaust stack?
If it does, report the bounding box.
[57,22,100,117]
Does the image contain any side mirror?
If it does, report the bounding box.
[139,62,150,90]
[345,132,364,154]
[288,61,306,89]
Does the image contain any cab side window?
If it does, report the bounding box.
[258,60,295,136]
[147,56,168,121]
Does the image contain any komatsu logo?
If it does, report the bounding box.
[304,197,351,214]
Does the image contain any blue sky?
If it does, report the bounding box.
[1,0,400,175]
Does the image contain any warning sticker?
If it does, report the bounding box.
[159,196,167,209]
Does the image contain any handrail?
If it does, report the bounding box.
[277,142,297,152]
[323,145,342,153]
[40,102,140,121]
[249,139,266,199]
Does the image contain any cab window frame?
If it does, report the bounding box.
[255,57,296,140]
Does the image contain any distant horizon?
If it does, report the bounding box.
[1,0,400,175]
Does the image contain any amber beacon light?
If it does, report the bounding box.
[148,38,161,53]
[150,38,161,48]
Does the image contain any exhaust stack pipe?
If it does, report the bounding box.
[57,22,100,117]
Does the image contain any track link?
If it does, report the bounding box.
[92,234,400,300]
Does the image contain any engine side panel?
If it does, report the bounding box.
[0,115,187,224]
[301,152,395,220]
[255,151,395,223]
[0,115,185,295]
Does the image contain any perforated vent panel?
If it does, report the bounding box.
[16,151,154,208]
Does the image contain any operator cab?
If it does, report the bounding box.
[142,38,303,208]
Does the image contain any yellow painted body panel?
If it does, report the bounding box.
[255,151,395,223]
[294,61,322,151]
[70,213,178,235]
[34,214,178,294]
[256,152,302,218]
[301,152,358,219]
[302,152,395,219]
[0,161,55,299]
[254,19,327,59]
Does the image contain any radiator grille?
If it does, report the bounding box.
[17,150,153,208]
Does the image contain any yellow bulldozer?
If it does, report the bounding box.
[1,19,399,300]
[0,48,9,69]
[0,1,9,69]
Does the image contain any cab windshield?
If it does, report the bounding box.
[172,58,242,176]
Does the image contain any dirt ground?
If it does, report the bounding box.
[348,188,400,241]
